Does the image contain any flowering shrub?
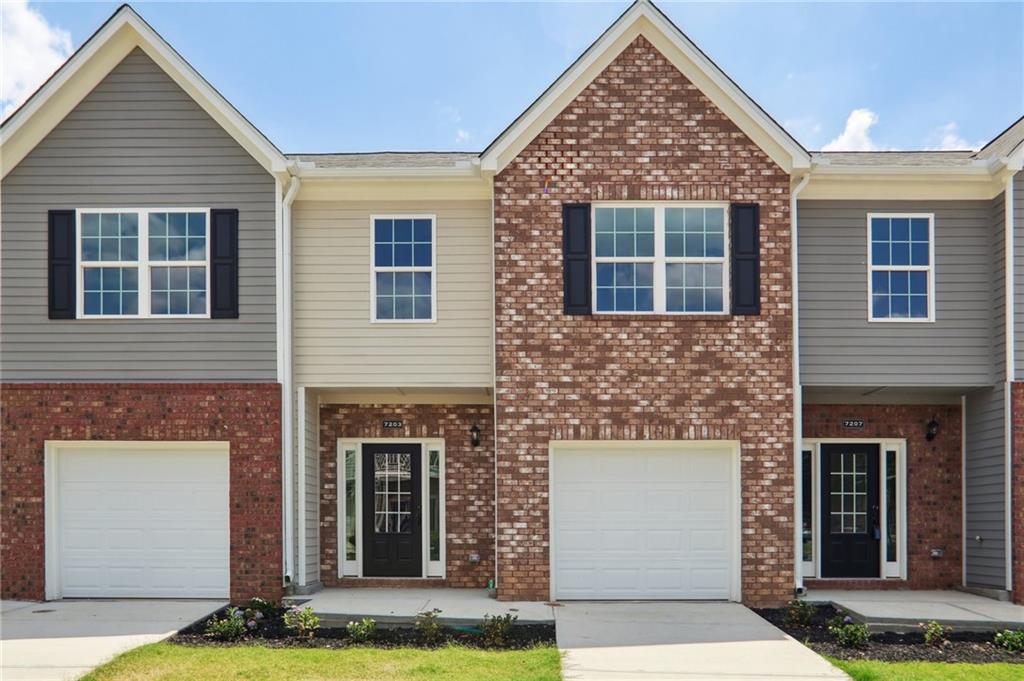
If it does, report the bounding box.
[204,607,247,641]
[415,608,444,644]
[920,620,950,647]
[995,629,1024,653]
[784,599,815,627]
[481,613,517,647]
[827,612,870,648]
[246,597,278,619]
[346,617,377,643]
[283,606,320,639]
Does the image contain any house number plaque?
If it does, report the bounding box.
[382,420,404,429]
[842,419,865,429]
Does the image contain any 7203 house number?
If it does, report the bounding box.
[382,420,404,429]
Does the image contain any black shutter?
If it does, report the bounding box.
[563,203,592,315]
[210,208,239,319]
[48,210,76,319]
[730,203,760,315]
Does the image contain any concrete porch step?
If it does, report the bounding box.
[808,589,1024,633]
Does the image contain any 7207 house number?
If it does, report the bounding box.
[843,419,865,429]
[382,420,404,429]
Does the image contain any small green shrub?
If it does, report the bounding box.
[784,599,815,627]
[283,606,320,639]
[246,597,278,619]
[995,629,1024,653]
[827,613,870,648]
[415,608,444,644]
[920,620,950,647]
[481,613,517,648]
[204,607,247,641]
[345,617,377,643]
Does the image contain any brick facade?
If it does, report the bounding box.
[802,403,962,590]
[0,383,283,602]
[492,35,794,606]
[1011,383,1024,605]
[318,403,494,588]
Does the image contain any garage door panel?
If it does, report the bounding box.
[54,445,230,599]
[552,444,736,600]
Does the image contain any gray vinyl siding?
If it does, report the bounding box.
[303,387,320,585]
[992,193,1007,384]
[1,49,277,381]
[1015,173,1024,379]
[963,384,1007,589]
[798,200,996,386]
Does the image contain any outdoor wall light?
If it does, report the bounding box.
[925,419,939,442]
[469,424,481,448]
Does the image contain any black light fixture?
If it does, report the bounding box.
[925,418,939,442]
[469,424,481,448]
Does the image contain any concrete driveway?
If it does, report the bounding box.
[556,602,850,681]
[1,599,224,681]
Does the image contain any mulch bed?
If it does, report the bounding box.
[171,606,556,650]
[755,603,1023,664]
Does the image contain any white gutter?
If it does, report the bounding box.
[1004,171,1016,592]
[281,175,301,585]
[791,172,811,594]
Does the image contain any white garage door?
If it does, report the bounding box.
[53,443,230,598]
[551,443,737,600]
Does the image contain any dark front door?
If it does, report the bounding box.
[362,443,422,577]
[821,443,880,578]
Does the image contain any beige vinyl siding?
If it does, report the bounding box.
[798,200,995,386]
[1,49,277,381]
[292,200,493,387]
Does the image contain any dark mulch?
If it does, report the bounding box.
[171,606,556,651]
[755,604,1024,664]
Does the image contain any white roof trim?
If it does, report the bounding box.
[1,5,289,178]
[479,1,810,175]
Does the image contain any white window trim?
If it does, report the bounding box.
[799,439,908,581]
[336,438,446,579]
[866,212,936,323]
[591,202,730,315]
[75,207,211,320]
[369,214,438,324]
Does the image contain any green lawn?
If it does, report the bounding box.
[81,642,561,681]
[829,658,1024,681]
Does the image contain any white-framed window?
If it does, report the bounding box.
[593,203,729,314]
[371,215,436,323]
[76,208,210,319]
[867,213,935,322]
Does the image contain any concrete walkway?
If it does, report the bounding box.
[556,602,849,681]
[0,599,224,681]
[809,589,1024,632]
[289,587,555,627]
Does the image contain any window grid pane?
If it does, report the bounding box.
[148,212,206,263]
[870,216,931,319]
[150,265,207,315]
[373,452,412,534]
[81,213,138,263]
[829,452,867,534]
[595,263,654,312]
[82,266,139,316]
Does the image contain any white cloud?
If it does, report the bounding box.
[455,129,470,143]
[929,122,981,151]
[822,108,880,151]
[1,0,72,117]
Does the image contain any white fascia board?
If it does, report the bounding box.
[1,6,288,177]
[479,2,809,175]
[295,165,482,179]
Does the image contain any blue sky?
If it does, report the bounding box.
[3,1,1022,153]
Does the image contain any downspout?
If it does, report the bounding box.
[282,175,301,586]
[1004,170,1015,593]
[791,172,811,595]
[489,176,499,596]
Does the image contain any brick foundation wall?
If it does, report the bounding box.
[492,36,794,607]
[1011,383,1024,604]
[802,403,962,590]
[0,383,283,602]
[319,403,494,588]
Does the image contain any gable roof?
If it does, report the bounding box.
[479,0,811,174]
[976,115,1024,168]
[0,4,289,179]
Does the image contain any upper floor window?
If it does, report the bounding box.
[593,204,727,314]
[78,208,209,318]
[867,213,934,322]
[372,216,435,322]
